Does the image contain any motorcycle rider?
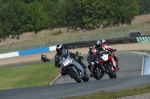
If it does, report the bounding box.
[41,54,50,62]
[76,51,84,61]
[87,44,104,77]
[96,39,119,70]
[101,39,119,70]
[54,44,86,76]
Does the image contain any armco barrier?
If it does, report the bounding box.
[49,46,56,51]
[64,37,137,49]
[0,52,19,59]
[0,46,56,59]
[19,47,50,56]
[0,37,137,59]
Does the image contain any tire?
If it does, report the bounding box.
[69,68,81,83]
[43,59,46,62]
[82,73,89,82]
[94,69,101,80]
[106,63,117,78]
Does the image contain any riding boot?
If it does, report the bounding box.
[61,69,67,76]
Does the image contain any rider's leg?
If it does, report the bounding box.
[61,68,67,76]
[113,52,119,70]
[88,64,92,77]
[89,62,95,77]
[78,61,86,69]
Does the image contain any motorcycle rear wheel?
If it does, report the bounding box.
[69,68,81,83]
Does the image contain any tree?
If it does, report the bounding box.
[21,0,41,3]
[26,1,48,32]
[136,0,150,14]
[0,1,27,39]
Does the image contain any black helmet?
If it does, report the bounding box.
[96,40,102,47]
[89,44,95,50]
[89,44,96,53]
[56,44,64,54]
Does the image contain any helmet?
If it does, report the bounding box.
[56,44,64,54]
[102,39,106,44]
[89,44,96,53]
[96,40,102,47]
[89,44,95,49]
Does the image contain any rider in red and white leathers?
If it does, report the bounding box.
[96,39,119,70]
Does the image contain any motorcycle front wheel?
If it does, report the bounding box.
[69,68,81,83]
[94,69,101,80]
[106,63,117,79]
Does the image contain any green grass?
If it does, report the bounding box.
[63,84,150,99]
[0,62,60,90]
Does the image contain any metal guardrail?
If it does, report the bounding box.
[64,37,137,49]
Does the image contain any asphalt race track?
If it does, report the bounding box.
[1,52,150,99]
[51,52,143,84]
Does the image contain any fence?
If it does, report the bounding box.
[0,14,150,54]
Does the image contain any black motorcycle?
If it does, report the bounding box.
[41,54,50,62]
[87,45,104,80]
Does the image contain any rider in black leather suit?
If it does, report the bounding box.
[54,44,86,76]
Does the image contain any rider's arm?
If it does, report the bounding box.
[70,52,76,58]
[54,55,61,67]
[76,52,84,59]
[102,44,112,50]
[70,52,82,61]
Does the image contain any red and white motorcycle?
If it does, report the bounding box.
[97,50,117,79]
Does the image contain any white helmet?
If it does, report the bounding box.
[102,39,106,44]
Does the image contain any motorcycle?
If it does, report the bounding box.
[87,44,104,80]
[98,50,117,79]
[41,54,50,62]
[59,51,89,83]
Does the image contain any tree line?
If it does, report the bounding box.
[0,0,149,39]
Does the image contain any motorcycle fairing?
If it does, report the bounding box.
[100,54,108,61]
[59,51,85,78]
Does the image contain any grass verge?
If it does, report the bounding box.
[63,84,150,99]
[0,62,60,90]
